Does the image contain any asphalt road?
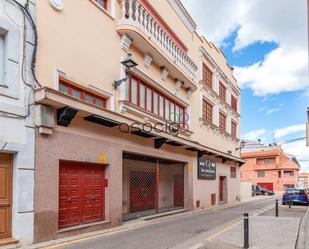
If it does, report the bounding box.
[55,197,276,249]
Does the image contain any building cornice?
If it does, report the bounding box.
[167,0,197,33]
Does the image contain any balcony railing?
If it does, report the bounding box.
[118,0,198,80]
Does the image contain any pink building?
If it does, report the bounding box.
[241,146,300,193]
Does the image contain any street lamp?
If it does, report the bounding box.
[113,53,138,89]
[236,139,246,152]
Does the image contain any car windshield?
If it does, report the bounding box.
[286,189,306,194]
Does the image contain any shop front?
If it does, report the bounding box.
[33,87,242,243]
[122,153,185,220]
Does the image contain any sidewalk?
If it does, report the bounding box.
[24,196,274,249]
[205,204,308,249]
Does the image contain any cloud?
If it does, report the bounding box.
[273,124,306,139]
[234,48,308,96]
[266,108,281,115]
[243,129,266,141]
[282,140,309,172]
[182,0,309,96]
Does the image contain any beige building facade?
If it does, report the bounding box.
[33,0,242,243]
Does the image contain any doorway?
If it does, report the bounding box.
[174,175,184,207]
[58,161,106,228]
[0,153,12,239]
[219,176,227,203]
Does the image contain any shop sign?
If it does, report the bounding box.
[198,158,216,180]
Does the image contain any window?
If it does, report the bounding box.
[257,157,275,165]
[146,88,152,112]
[127,77,186,125]
[230,167,236,178]
[278,171,281,178]
[231,121,237,138]
[284,171,294,177]
[95,0,107,9]
[139,83,145,108]
[284,185,295,191]
[219,111,226,132]
[231,95,237,112]
[257,171,265,177]
[0,35,4,85]
[219,82,226,101]
[202,64,213,89]
[153,92,158,115]
[59,80,107,108]
[131,79,138,105]
[159,96,164,117]
[202,100,213,124]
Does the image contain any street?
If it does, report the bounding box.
[48,198,277,249]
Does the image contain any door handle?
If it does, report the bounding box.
[91,195,96,200]
[67,197,72,201]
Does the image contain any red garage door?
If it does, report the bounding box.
[59,161,106,228]
[257,182,273,191]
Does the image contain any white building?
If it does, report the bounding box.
[0,0,36,246]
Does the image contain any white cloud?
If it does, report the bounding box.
[274,124,306,139]
[266,108,281,115]
[282,140,309,172]
[182,0,309,96]
[243,129,266,141]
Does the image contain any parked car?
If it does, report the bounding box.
[265,189,274,196]
[254,185,273,195]
[282,188,309,205]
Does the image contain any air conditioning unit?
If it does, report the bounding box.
[35,104,55,135]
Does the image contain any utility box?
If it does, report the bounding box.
[35,104,55,135]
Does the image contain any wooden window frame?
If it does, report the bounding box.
[203,99,213,125]
[219,82,226,102]
[128,76,186,126]
[219,111,227,132]
[203,64,213,89]
[59,79,107,108]
[230,167,236,178]
[231,120,237,138]
[257,171,265,178]
[231,95,237,112]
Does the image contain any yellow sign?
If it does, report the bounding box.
[99,153,107,163]
[189,164,193,172]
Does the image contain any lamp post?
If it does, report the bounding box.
[236,140,246,153]
[113,53,138,89]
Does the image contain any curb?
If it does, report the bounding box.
[29,196,275,249]
[295,205,309,249]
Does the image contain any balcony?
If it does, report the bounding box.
[117,0,198,89]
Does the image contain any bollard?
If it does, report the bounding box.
[243,213,249,249]
[289,198,291,208]
[275,199,279,217]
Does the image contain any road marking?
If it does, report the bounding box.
[206,203,274,242]
[206,220,242,242]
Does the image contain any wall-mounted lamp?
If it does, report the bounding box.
[113,53,138,89]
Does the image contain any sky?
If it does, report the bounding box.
[182,0,309,171]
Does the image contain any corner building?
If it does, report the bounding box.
[33,0,243,242]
